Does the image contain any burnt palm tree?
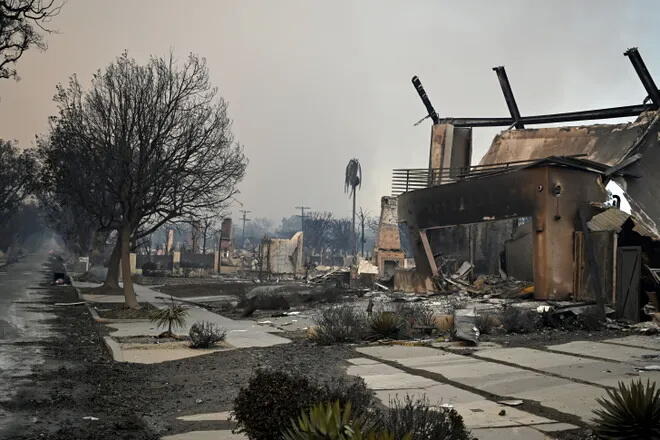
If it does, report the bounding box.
[344,158,362,258]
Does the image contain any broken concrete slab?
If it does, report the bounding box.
[375,383,483,407]
[477,347,638,387]
[470,426,548,440]
[358,344,602,423]
[161,430,246,440]
[549,341,660,365]
[118,342,229,364]
[602,335,660,350]
[358,372,438,390]
[176,411,232,422]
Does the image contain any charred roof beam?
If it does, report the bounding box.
[493,66,524,129]
[625,47,660,109]
[411,76,440,124]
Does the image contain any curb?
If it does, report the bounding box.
[76,286,150,324]
[103,336,124,362]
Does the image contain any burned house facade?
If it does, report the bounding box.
[396,48,660,320]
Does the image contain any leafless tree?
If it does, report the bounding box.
[41,52,247,308]
[0,0,61,80]
[0,139,37,225]
[303,211,333,256]
[329,218,353,256]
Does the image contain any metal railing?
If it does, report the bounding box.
[391,158,543,196]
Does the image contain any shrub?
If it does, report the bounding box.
[233,370,377,440]
[500,306,538,334]
[189,321,226,348]
[149,297,188,338]
[320,376,375,419]
[396,304,436,336]
[377,396,472,440]
[370,311,406,339]
[233,369,320,440]
[311,305,367,345]
[593,379,660,439]
[284,401,408,440]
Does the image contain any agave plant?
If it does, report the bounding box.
[150,297,189,338]
[369,311,406,340]
[284,401,409,440]
[593,379,660,439]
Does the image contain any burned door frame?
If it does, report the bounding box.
[616,246,642,321]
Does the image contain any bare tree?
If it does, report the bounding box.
[0,139,37,225]
[0,0,61,80]
[41,52,247,308]
[329,218,353,256]
[303,211,333,256]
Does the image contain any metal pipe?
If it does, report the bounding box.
[493,66,524,129]
[624,47,660,109]
[411,76,440,124]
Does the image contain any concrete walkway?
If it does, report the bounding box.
[351,336,660,439]
[76,282,290,361]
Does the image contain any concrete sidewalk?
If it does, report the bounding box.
[350,337,660,440]
[76,282,290,357]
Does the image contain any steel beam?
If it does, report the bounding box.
[411,76,440,124]
[624,47,660,109]
[493,66,524,129]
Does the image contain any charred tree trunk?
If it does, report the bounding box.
[120,224,140,309]
[103,238,121,289]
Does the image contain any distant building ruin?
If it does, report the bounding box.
[373,196,405,278]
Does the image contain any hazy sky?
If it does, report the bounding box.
[0,0,658,223]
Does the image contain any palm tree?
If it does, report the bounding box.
[344,158,362,258]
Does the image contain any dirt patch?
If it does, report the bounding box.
[154,282,255,298]
[93,302,158,320]
[481,327,630,348]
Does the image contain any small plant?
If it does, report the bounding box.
[501,306,538,334]
[593,379,660,439]
[311,305,367,345]
[396,304,436,336]
[189,321,226,348]
[370,311,406,339]
[149,297,188,338]
[284,401,407,440]
[377,395,472,440]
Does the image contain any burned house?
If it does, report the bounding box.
[396,48,660,321]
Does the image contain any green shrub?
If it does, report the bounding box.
[233,370,376,440]
[377,396,472,440]
[189,321,226,348]
[593,379,660,439]
[370,311,406,339]
[233,369,320,440]
[311,305,367,345]
[284,401,409,440]
[500,306,538,334]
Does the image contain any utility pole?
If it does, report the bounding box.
[295,205,310,232]
[358,208,367,258]
[240,210,251,249]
